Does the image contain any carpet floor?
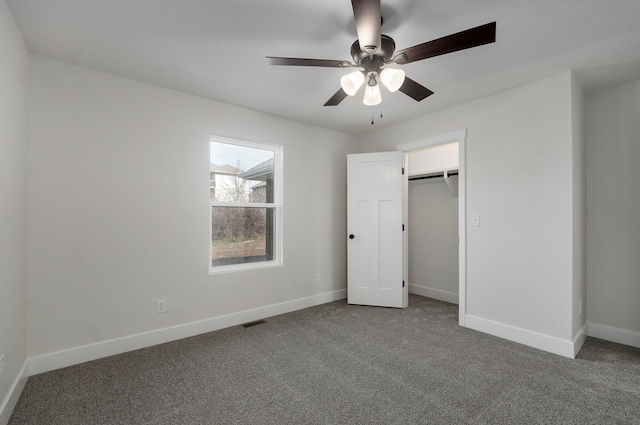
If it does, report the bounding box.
[9,295,640,424]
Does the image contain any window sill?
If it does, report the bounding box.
[209,259,283,275]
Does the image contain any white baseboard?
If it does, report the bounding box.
[28,289,347,376]
[573,323,588,357]
[409,284,459,305]
[0,360,29,425]
[587,322,640,349]
[464,314,577,358]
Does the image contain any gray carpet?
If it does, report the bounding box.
[9,295,640,424]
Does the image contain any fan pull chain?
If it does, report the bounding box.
[370,108,383,125]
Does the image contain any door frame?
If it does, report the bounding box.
[396,129,467,326]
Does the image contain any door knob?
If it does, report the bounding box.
[349,234,355,239]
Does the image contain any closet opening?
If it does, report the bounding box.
[397,130,467,325]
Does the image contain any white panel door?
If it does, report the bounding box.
[347,151,407,308]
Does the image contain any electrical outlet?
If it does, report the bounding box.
[156,299,167,314]
[315,273,321,284]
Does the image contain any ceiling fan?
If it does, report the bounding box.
[266,0,496,107]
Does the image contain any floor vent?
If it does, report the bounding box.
[242,320,267,328]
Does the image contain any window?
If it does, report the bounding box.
[209,136,282,273]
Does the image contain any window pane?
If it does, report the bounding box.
[210,142,275,204]
[211,206,275,266]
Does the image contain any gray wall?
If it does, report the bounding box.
[27,56,358,360]
[408,178,459,303]
[571,76,587,337]
[586,78,640,345]
[0,2,29,422]
[357,72,585,357]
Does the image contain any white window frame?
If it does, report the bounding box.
[209,135,283,274]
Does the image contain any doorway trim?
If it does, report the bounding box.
[396,129,468,326]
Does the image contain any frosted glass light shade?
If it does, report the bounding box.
[363,84,382,106]
[340,71,365,96]
[380,68,406,92]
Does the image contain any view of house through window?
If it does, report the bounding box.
[210,137,281,271]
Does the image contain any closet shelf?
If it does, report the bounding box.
[408,169,459,197]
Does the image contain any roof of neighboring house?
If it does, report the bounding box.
[237,158,274,181]
[210,163,240,175]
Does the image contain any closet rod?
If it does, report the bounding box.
[409,171,458,181]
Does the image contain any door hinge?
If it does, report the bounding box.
[402,167,405,175]
[402,280,405,288]
[402,224,405,231]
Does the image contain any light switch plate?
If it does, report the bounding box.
[471,214,480,227]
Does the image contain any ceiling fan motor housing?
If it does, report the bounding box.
[351,34,396,73]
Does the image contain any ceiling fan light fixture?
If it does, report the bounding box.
[363,83,382,106]
[380,68,406,92]
[340,71,365,96]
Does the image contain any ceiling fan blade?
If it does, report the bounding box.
[267,57,353,68]
[392,22,496,65]
[398,77,434,102]
[351,0,382,55]
[324,88,348,106]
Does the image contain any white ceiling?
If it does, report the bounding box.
[8,0,640,136]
